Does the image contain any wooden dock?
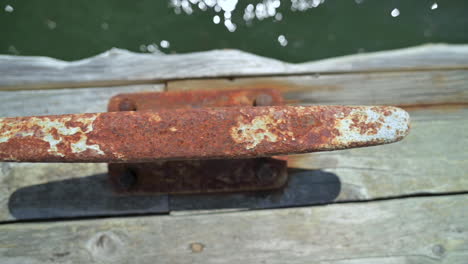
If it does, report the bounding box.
[0,44,467,263]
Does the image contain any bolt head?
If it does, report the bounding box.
[119,99,137,111]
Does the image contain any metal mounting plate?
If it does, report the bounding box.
[109,158,288,194]
[107,89,289,194]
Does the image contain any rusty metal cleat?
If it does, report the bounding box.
[0,89,410,194]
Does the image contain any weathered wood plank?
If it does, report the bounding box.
[0,84,163,117]
[167,70,468,106]
[1,195,467,263]
[0,84,169,221]
[1,44,468,90]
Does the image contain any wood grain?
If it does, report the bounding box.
[1,44,468,90]
[1,195,466,263]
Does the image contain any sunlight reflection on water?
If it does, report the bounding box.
[1,0,453,62]
[170,0,326,32]
[4,5,14,13]
[390,8,400,17]
[277,34,288,46]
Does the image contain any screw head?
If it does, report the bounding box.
[118,99,137,111]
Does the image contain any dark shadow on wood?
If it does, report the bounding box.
[8,174,169,220]
[7,169,340,220]
[169,169,341,211]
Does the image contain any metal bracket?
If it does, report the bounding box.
[107,89,288,194]
[0,89,411,195]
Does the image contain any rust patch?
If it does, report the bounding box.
[0,105,410,162]
[0,89,412,195]
[107,89,288,194]
[109,158,288,194]
[1,88,410,163]
[108,88,284,111]
[0,114,104,161]
[231,114,286,149]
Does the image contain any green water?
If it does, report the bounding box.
[1,0,467,63]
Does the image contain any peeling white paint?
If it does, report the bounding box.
[71,137,105,155]
[69,115,105,155]
[0,114,105,157]
[231,114,293,150]
[43,132,65,157]
[333,107,410,146]
[0,130,34,144]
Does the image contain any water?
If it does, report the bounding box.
[1,0,467,63]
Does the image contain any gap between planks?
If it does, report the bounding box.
[168,190,468,217]
[1,190,467,225]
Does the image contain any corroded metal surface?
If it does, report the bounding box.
[109,158,288,194]
[0,105,410,162]
[107,88,284,111]
[107,89,287,194]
